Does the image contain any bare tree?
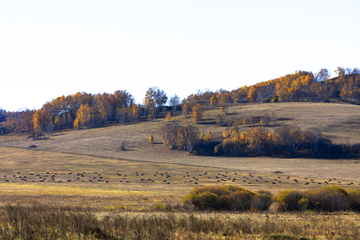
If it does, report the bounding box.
[159,123,180,149]
[271,112,278,125]
[303,127,322,153]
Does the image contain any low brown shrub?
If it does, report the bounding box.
[183,185,270,211]
[275,186,354,212]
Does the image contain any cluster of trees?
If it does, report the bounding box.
[158,120,360,158]
[194,123,359,158]
[186,67,360,104]
[2,87,183,138]
[5,90,136,138]
[159,123,198,153]
[1,67,360,139]
[214,123,322,156]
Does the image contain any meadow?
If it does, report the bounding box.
[0,102,360,239]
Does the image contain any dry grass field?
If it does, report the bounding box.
[0,103,359,206]
[0,102,360,238]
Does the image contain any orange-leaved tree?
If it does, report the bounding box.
[192,103,202,124]
[73,103,92,128]
[210,94,218,108]
[149,134,154,143]
[182,101,191,118]
[166,111,172,121]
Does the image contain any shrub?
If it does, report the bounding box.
[275,186,351,212]
[252,194,272,211]
[309,189,348,212]
[229,190,253,211]
[275,190,304,211]
[305,186,349,212]
[297,198,309,211]
[152,201,171,211]
[182,185,269,211]
[348,189,360,212]
[256,190,273,198]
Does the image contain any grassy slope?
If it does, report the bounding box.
[0,102,360,208]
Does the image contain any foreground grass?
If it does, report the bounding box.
[0,204,360,239]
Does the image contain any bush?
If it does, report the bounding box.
[182,185,269,211]
[305,186,349,212]
[297,198,309,211]
[275,190,304,211]
[229,190,253,211]
[275,186,352,212]
[256,190,273,198]
[152,201,171,211]
[348,189,360,212]
[252,194,272,211]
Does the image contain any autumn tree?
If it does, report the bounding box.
[166,111,172,121]
[177,125,198,153]
[159,123,180,149]
[127,105,134,123]
[149,134,154,143]
[132,104,139,122]
[247,86,258,102]
[206,131,213,141]
[242,118,247,126]
[143,87,157,118]
[192,103,202,124]
[247,126,268,154]
[17,109,35,134]
[116,106,127,124]
[73,103,92,128]
[303,127,321,153]
[216,114,224,126]
[182,101,191,118]
[275,125,303,153]
[220,106,228,115]
[33,109,47,139]
[210,94,218,108]
[316,68,331,82]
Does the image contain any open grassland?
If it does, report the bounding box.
[0,147,360,211]
[0,103,360,181]
[1,102,360,238]
[1,204,360,239]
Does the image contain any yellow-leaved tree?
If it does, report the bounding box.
[166,111,172,121]
[33,109,46,139]
[192,103,202,124]
[182,101,191,118]
[74,103,92,128]
[149,134,154,143]
[210,94,218,108]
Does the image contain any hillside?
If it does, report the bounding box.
[1,102,360,182]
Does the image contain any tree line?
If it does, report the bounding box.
[2,87,182,138]
[159,120,360,159]
[1,67,359,139]
[186,67,360,104]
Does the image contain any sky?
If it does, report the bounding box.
[0,0,359,111]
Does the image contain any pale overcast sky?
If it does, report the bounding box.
[1,0,359,111]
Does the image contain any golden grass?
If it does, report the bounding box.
[0,102,360,211]
[0,147,359,211]
[0,204,360,239]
